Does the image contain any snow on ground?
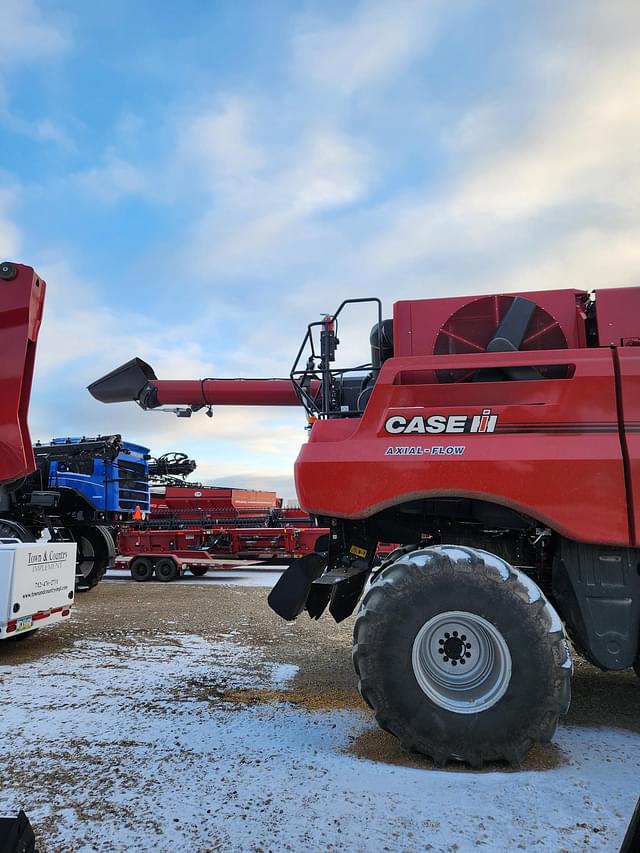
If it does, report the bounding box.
[0,633,637,852]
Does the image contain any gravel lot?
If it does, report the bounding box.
[1,579,639,852]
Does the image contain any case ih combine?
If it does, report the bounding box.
[90,285,640,766]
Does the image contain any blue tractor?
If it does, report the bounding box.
[1,435,150,589]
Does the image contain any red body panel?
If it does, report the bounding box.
[594,287,640,346]
[614,349,640,544]
[295,347,631,546]
[0,264,46,483]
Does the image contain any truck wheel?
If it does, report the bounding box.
[130,557,154,582]
[155,558,179,582]
[352,545,571,767]
[0,520,36,542]
[189,566,208,577]
[73,525,115,591]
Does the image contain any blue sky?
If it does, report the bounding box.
[2,0,639,499]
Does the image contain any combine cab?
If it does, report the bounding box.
[89,285,640,765]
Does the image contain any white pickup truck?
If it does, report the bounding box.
[0,540,76,639]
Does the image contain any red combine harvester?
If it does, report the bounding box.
[90,286,640,766]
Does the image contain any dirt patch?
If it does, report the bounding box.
[206,685,368,712]
[347,727,568,773]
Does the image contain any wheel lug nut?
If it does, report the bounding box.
[438,639,444,646]
[452,631,458,637]
[465,652,471,658]
[460,659,466,665]
[443,656,449,662]
[461,635,466,642]
[465,643,471,649]
[444,632,450,639]
[451,660,457,666]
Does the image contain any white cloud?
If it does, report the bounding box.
[340,5,640,296]
[291,0,440,95]
[182,99,266,195]
[74,154,153,204]
[185,111,373,276]
[0,186,22,258]
[0,0,68,66]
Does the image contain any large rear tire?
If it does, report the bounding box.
[353,545,571,767]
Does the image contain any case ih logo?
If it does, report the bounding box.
[385,409,498,435]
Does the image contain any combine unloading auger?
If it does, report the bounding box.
[87,356,310,410]
[90,286,640,766]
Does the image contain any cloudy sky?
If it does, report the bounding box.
[2,0,639,499]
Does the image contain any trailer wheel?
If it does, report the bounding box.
[189,566,208,577]
[352,545,571,767]
[155,558,179,582]
[130,557,154,582]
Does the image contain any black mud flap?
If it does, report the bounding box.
[0,810,36,853]
[328,572,368,622]
[304,569,369,622]
[305,584,332,620]
[267,554,326,620]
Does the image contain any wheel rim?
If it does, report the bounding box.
[411,610,512,714]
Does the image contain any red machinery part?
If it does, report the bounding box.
[0,263,46,483]
[392,289,588,358]
[118,525,327,560]
[87,357,319,409]
[150,378,306,408]
[150,485,280,519]
[295,346,631,546]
